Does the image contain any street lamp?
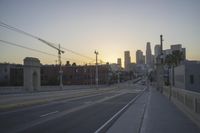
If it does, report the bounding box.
[160,35,164,93]
[94,50,99,88]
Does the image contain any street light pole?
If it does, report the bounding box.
[160,35,164,93]
[160,35,163,64]
[58,44,63,89]
[94,50,99,88]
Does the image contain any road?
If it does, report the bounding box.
[0,83,145,133]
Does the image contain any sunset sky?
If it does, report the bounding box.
[0,0,200,65]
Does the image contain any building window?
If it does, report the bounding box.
[190,75,194,84]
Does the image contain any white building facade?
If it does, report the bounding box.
[173,61,200,92]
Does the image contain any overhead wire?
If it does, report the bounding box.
[61,47,94,60]
[0,21,109,64]
[0,39,77,62]
[0,21,38,39]
[0,21,59,49]
[0,21,95,60]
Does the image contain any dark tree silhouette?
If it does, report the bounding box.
[164,50,184,86]
[165,50,184,67]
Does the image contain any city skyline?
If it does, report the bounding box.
[0,0,200,65]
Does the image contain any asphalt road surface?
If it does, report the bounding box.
[0,84,143,133]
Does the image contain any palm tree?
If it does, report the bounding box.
[164,54,173,86]
[164,50,184,86]
[172,50,184,66]
[164,50,184,99]
[165,50,184,67]
[165,54,174,67]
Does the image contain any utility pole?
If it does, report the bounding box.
[89,63,92,87]
[160,35,164,93]
[58,44,63,89]
[94,50,99,88]
[160,35,163,64]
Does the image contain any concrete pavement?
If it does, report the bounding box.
[107,87,200,133]
[0,83,143,133]
[2,81,197,133]
[0,86,118,111]
[107,89,148,133]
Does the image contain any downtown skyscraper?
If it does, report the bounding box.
[117,58,122,68]
[124,51,131,71]
[146,42,153,68]
[136,50,145,64]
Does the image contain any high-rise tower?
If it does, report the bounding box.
[146,42,152,67]
[136,50,144,64]
[117,58,122,68]
[124,51,131,71]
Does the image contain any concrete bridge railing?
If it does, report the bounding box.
[163,86,200,127]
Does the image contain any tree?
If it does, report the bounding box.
[172,50,184,66]
[165,54,174,67]
[164,50,184,86]
[165,50,184,67]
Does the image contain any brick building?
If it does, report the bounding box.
[0,63,116,86]
[0,63,23,86]
[40,64,111,85]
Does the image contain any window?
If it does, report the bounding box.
[190,75,194,84]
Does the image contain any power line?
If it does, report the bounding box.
[0,39,74,61]
[61,47,94,60]
[0,40,56,56]
[0,21,109,64]
[0,21,38,40]
[0,21,95,61]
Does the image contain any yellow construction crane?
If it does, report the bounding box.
[0,21,65,89]
[38,38,65,89]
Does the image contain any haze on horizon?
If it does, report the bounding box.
[0,0,200,65]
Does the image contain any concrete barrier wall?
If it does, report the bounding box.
[0,86,24,94]
[0,78,139,94]
[0,85,107,94]
[163,86,200,127]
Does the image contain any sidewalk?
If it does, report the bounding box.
[107,87,200,133]
[107,89,148,133]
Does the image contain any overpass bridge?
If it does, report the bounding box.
[0,81,199,133]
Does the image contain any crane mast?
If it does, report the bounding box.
[38,38,64,89]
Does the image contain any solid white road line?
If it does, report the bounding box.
[40,111,59,117]
[94,92,142,133]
